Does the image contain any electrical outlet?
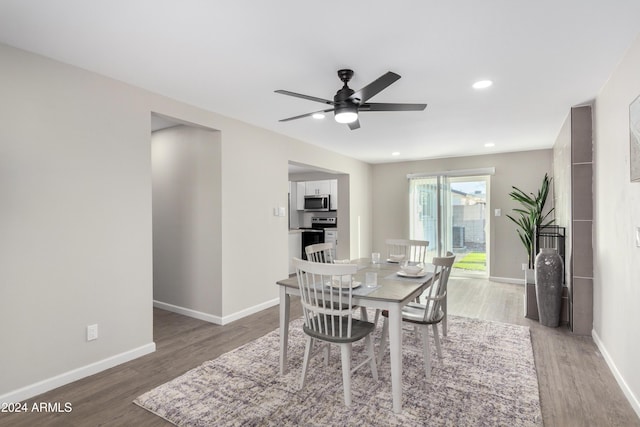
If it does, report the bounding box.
[87,324,98,341]
[521,263,528,271]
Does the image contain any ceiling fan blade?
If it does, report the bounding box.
[275,90,335,105]
[360,102,427,111]
[279,108,335,122]
[348,118,361,130]
[350,71,401,104]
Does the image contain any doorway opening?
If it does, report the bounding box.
[151,112,222,326]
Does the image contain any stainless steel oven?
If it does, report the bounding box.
[300,229,324,260]
[300,217,338,260]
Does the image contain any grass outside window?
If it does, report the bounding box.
[453,252,486,271]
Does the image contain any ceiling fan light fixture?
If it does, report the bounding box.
[334,106,358,124]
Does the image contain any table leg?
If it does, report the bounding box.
[279,287,290,375]
[388,302,403,413]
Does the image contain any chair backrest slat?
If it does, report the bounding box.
[407,239,429,263]
[294,257,357,339]
[422,253,455,323]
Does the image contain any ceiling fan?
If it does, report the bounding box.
[275,69,427,130]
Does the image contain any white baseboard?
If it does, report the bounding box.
[153,298,280,326]
[489,276,524,285]
[592,329,640,419]
[220,298,280,325]
[153,300,223,324]
[0,343,156,405]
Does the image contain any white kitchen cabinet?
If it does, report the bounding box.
[288,231,302,274]
[305,180,331,196]
[330,179,338,210]
[296,182,305,210]
[295,179,338,210]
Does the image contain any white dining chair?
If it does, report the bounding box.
[294,258,378,406]
[377,253,455,380]
[385,238,410,262]
[305,242,335,263]
[374,239,431,325]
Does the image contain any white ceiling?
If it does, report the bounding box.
[2,1,640,164]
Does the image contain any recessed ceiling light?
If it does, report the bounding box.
[392,152,400,156]
[473,80,493,89]
[484,142,495,147]
[312,113,325,119]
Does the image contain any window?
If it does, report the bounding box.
[409,169,492,276]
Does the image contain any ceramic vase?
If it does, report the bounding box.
[534,248,563,327]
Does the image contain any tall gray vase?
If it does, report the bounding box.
[534,248,563,327]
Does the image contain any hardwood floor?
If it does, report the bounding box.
[1,277,638,426]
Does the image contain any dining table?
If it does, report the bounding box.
[276,257,435,414]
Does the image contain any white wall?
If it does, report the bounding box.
[371,150,553,281]
[152,125,222,318]
[0,43,373,401]
[0,44,155,399]
[592,34,640,415]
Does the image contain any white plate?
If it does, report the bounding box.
[327,280,362,289]
[397,270,427,278]
[388,255,405,263]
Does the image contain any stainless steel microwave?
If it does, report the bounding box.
[304,194,330,211]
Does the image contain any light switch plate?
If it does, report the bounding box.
[636,227,640,247]
[495,209,502,217]
[87,324,98,341]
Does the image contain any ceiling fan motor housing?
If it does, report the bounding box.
[335,70,356,103]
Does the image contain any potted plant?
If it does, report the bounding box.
[506,173,554,269]
[507,173,554,319]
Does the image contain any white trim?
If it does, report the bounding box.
[220,298,280,325]
[0,343,156,405]
[592,329,640,419]
[407,167,496,179]
[489,276,525,285]
[153,300,223,324]
[153,298,280,326]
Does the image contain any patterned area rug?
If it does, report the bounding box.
[134,314,542,426]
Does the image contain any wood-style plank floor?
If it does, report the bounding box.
[1,277,638,426]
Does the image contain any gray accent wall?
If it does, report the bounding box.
[553,105,594,334]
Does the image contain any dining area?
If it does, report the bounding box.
[276,239,454,414]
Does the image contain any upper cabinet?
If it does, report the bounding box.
[294,179,338,210]
[305,180,331,196]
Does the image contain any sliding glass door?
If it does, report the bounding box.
[410,174,489,276]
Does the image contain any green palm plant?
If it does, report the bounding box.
[506,173,554,269]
